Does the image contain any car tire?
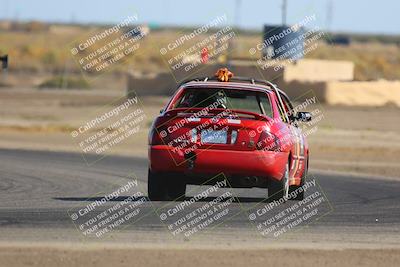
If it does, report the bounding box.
[289,155,308,201]
[148,170,186,201]
[268,161,289,201]
[167,176,186,201]
[148,169,166,201]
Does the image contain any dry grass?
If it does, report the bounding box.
[307,43,400,81]
[1,27,399,81]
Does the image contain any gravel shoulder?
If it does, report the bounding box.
[0,242,399,267]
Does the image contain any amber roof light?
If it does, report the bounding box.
[215,68,233,82]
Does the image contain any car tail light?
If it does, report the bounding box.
[256,131,281,152]
[150,126,196,146]
[149,126,172,145]
[149,127,160,145]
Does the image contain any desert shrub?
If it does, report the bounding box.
[41,51,57,65]
[38,76,90,89]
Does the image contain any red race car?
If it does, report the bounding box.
[148,68,311,201]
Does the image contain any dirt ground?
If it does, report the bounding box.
[0,88,399,179]
[0,243,399,267]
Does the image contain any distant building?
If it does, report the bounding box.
[0,20,12,31]
[329,35,351,46]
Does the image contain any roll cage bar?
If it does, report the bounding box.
[178,76,290,122]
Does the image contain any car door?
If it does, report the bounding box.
[277,94,306,179]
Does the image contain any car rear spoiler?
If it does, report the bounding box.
[164,107,270,121]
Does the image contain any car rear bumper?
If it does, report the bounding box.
[149,145,288,181]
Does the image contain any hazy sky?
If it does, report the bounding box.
[1,0,399,35]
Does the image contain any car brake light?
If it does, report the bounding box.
[150,126,171,145]
[149,127,160,145]
[256,131,281,152]
[150,125,196,146]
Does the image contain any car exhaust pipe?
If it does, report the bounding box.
[250,176,258,185]
[184,151,197,170]
[241,176,259,187]
[243,176,251,186]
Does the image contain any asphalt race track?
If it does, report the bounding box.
[0,148,399,246]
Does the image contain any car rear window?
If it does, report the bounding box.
[172,88,273,117]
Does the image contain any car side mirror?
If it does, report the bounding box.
[296,112,312,122]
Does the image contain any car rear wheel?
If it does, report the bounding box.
[167,176,186,201]
[148,170,186,201]
[268,161,289,201]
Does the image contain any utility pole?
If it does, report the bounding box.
[226,0,242,65]
[234,0,241,29]
[282,0,287,25]
[326,0,333,32]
